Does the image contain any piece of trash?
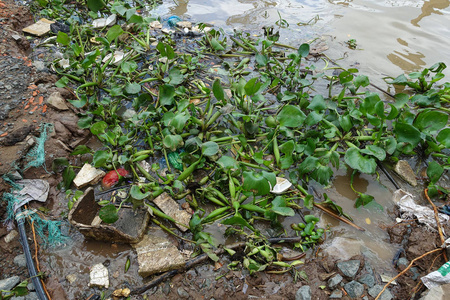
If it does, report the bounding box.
[3,230,19,243]
[380,274,397,285]
[112,288,131,298]
[270,177,292,194]
[152,192,191,232]
[59,58,70,69]
[92,14,117,28]
[393,160,417,186]
[65,274,77,284]
[11,179,49,212]
[50,21,70,34]
[132,228,185,277]
[23,18,55,37]
[69,188,149,243]
[422,261,450,289]
[149,20,162,29]
[102,50,125,66]
[73,164,105,189]
[89,263,109,288]
[393,189,449,232]
[167,16,182,27]
[365,218,371,225]
[101,168,129,189]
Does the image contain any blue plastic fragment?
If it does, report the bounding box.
[167,16,182,27]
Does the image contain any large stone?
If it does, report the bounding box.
[13,254,27,268]
[0,276,20,291]
[337,260,361,278]
[132,230,185,277]
[344,281,364,299]
[152,193,191,232]
[89,263,109,288]
[324,237,362,260]
[46,92,69,111]
[295,285,311,300]
[73,164,105,188]
[23,19,55,36]
[422,283,450,300]
[394,160,417,186]
[328,274,343,289]
[358,273,375,288]
[368,284,393,300]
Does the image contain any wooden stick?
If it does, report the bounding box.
[314,203,365,231]
[424,188,448,261]
[374,248,442,300]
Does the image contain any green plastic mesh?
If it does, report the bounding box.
[25,123,53,172]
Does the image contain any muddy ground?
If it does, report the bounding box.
[0,1,447,299]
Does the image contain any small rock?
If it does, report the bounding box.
[65,274,76,284]
[358,273,375,288]
[394,160,417,186]
[337,260,361,278]
[177,287,190,298]
[13,254,27,268]
[328,274,343,289]
[23,18,55,36]
[89,263,109,288]
[32,61,46,72]
[149,21,162,29]
[26,292,39,300]
[410,267,420,280]
[176,21,192,29]
[11,34,22,41]
[324,237,362,260]
[397,257,409,268]
[295,285,311,300]
[27,282,34,291]
[344,281,364,299]
[0,276,20,291]
[4,230,19,243]
[422,283,450,300]
[368,284,393,300]
[46,92,69,111]
[73,164,105,188]
[329,289,343,299]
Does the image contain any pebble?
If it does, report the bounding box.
[358,273,375,288]
[27,282,34,291]
[295,285,311,300]
[397,257,409,268]
[65,274,76,284]
[368,285,393,300]
[4,230,19,243]
[344,280,364,299]
[13,254,27,268]
[177,287,190,298]
[328,274,343,289]
[0,276,20,291]
[337,260,360,278]
[329,289,343,299]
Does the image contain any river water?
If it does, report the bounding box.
[153,0,450,85]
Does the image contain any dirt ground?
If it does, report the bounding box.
[0,1,447,299]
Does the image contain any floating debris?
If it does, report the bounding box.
[89,263,109,288]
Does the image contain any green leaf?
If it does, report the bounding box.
[271,196,295,216]
[106,25,124,42]
[71,145,91,155]
[277,105,306,128]
[437,128,450,147]
[121,60,138,73]
[156,42,175,59]
[210,37,225,51]
[168,67,184,85]
[298,43,310,57]
[311,165,333,185]
[99,204,119,224]
[427,161,444,184]
[170,111,190,133]
[90,121,108,135]
[217,155,238,170]
[55,76,69,88]
[355,193,374,208]
[298,156,319,175]
[202,141,219,156]
[77,116,93,128]
[130,185,151,200]
[125,82,141,95]
[307,95,326,112]
[163,134,183,151]
[242,171,276,196]
[159,84,175,106]
[255,53,268,66]
[222,214,254,230]
[62,166,75,190]
[360,145,386,161]
[213,79,225,101]
[56,31,70,46]
[414,110,448,134]
[339,114,352,132]
[92,150,110,167]
[244,78,262,96]
[87,0,105,12]
[394,122,422,147]
[344,147,377,174]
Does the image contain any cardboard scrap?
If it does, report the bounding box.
[23,18,55,37]
[152,192,191,232]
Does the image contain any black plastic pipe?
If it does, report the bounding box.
[16,207,49,300]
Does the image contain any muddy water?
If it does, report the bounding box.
[152,0,450,85]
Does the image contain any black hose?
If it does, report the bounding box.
[377,161,401,190]
[16,207,49,300]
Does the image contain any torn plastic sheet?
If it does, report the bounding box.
[392,189,449,233]
[12,179,49,212]
[422,260,450,289]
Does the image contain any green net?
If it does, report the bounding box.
[25,123,53,172]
